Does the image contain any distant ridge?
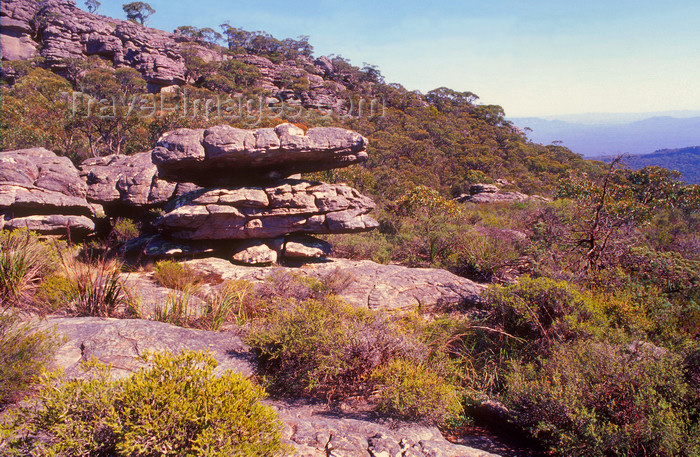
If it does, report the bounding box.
[511,115,700,157]
[594,147,700,184]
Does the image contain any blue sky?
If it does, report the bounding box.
[91,0,700,117]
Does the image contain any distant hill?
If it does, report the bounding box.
[511,115,700,157]
[595,147,700,184]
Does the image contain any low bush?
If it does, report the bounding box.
[0,313,57,406]
[152,260,205,291]
[248,296,461,423]
[505,340,699,457]
[110,218,140,243]
[34,273,77,312]
[1,351,287,456]
[249,297,421,401]
[372,358,462,425]
[485,276,605,357]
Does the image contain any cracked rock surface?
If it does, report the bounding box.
[157,179,378,240]
[182,257,485,313]
[0,148,95,235]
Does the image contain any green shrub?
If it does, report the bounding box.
[248,296,427,402]
[0,313,57,405]
[34,273,77,312]
[485,276,605,356]
[372,358,462,425]
[152,260,205,291]
[505,340,699,457]
[1,351,287,456]
[110,218,141,243]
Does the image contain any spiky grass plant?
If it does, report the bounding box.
[60,255,129,317]
[0,230,51,308]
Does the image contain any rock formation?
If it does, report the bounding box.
[79,152,199,210]
[1,124,377,263]
[0,0,362,109]
[146,123,377,263]
[0,148,95,236]
[152,123,368,186]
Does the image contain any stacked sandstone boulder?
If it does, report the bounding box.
[146,123,378,264]
[1,124,378,265]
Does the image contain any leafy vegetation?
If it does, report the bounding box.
[0,313,57,406]
[1,351,287,456]
[152,259,205,291]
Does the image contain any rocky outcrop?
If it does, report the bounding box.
[40,317,252,379]
[0,148,95,236]
[182,257,485,313]
[1,0,185,89]
[278,403,497,457]
[455,183,552,205]
[40,316,497,457]
[152,124,368,186]
[0,123,376,260]
[0,0,359,108]
[157,180,378,240]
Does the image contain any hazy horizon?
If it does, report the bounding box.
[87,0,700,118]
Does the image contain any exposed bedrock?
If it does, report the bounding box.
[0,148,95,235]
[156,179,378,240]
[151,123,368,186]
[1,0,186,88]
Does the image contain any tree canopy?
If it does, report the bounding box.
[122,2,155,25]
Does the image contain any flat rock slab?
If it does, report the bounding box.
[183,257,486,313]
[275,402,499,457]
[152,123,368,186]
[39,317,252,379]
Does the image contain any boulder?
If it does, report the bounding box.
[80,152,197,210]
[157,180,378,241]
[152,123,368,186]
[283,235,332,259]
[2,214,94,236]
[0,148,95,236]
[470,183,500,195]
[38,317,253,380]
[231,240,279,265]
